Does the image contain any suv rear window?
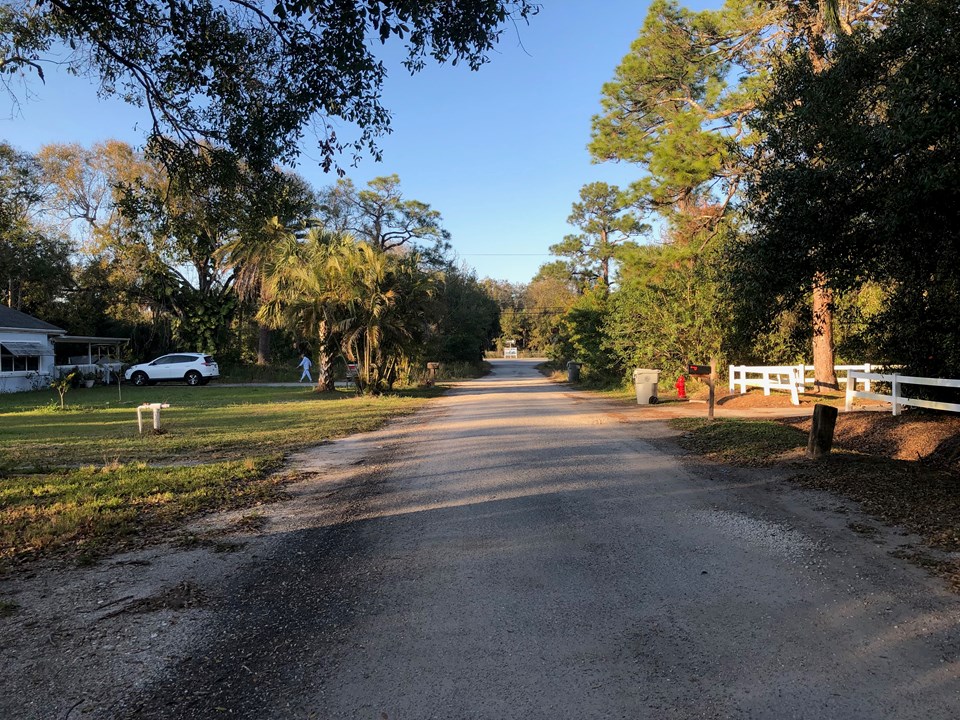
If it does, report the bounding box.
[203,356,215,364]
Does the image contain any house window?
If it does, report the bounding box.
[0,343,44,373]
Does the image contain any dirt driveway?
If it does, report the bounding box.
[2,359,958,718]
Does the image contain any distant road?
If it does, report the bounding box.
[125,358,960,719]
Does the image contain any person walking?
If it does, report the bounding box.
[297,353,313,383]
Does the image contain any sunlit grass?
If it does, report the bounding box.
[0,384,441,563]
[0,384,440,467]
[0,456,285,562]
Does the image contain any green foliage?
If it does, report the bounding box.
[259,228,440,393]
[523,271,578,358]
[606,242,723,380]
[0,142,73,316]
[319,174,451,253]
[565,290,619,383]
[741,0,960,375]
[106,144,317,355]
[590,0,762,237]
[588,0,888,383]
[171,286,237,354]
[49,371,78,410]
[550,182,648,288]
[337,245,439,392]
[428,267,499,363]
[0,1,538,172]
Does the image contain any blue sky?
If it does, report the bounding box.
[0,1,717,284]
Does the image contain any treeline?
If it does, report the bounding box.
[500,0,960,387]
[0,141,498,391]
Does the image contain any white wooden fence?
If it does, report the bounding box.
[845,371,960,416]
[728,364,876,406]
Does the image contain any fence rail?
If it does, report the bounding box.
[728,364,875,406]
[54,362,124,383]
[845,371,960,416]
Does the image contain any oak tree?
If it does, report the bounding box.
[1,1,537,172]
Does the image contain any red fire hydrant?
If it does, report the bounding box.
[675,374,687,400]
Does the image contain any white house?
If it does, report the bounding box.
[0,306,64,393]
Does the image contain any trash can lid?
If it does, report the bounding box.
[633,368,660,376]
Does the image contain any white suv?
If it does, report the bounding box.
[125,353,220,387]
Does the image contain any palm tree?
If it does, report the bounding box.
[217,170,318,364]
[334,244,438,393]
[257,227,352,392]
[220,216,290,364]
[335,243,395,391]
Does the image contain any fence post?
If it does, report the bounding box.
[891,374,900,417]
[863,363,871,392]
[728,365,734,394]
[739,366,747,394]
[786,366,798,405]
[845,372,855,412]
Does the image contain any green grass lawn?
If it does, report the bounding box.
[0,383,440,564]
[670,417,807,465]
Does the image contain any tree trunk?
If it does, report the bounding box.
[812,274,838,391]
[315,320,334,392]
[256,283,271,365]
[256,325,271,365]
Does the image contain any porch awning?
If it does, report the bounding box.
[1,341,49,356]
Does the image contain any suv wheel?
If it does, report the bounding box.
[185,370,202,386]
[131,371,149,387]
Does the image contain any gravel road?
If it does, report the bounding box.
[6,359,960,718]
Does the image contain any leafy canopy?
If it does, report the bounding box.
[0,1,538,171]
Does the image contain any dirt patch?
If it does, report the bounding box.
[783,411,960,467]
[716,388,868,409]
[97,581,207,621]
[779,409,960,586]
[792,453,960,547]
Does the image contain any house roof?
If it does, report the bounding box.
[0,306,66,334]
[53,335,129,345]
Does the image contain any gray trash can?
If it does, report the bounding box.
[633,368,660,404]
[567,361,582,382]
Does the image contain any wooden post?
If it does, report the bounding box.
[708,357,716,421]
[807,404,839,459]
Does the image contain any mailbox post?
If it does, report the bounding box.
[345,362,360,391]
[688,362,715,420]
